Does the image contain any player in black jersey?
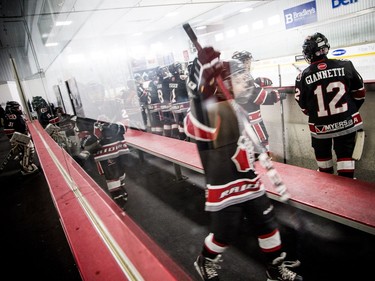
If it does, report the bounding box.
[2,101,39,175]
[169,62,190,140]
[295,33,366,178]
[31,96,59,128]
[232,51,285,155]
[185,47,302,281]
[145,70,163,135]
[134,73,148,131]
[156,66,174,137]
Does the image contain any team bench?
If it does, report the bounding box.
[28,120,193,281]
[125,128,375,235]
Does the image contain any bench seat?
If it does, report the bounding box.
[125,128,375,235]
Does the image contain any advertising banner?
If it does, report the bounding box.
[284,1,317,29]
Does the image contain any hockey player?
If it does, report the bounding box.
[169,61,190,140]
[2,101,39,175]
[145,70,163,135]
[295,32,366,178]
[134,73,148,131]
[184,47,302,281]
[31,96,59,128]
[232,51,285,154]
[156,65,174,137]
[80,119,129,209]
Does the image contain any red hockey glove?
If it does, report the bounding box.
[255,77,273,87]
[197,47,223,97]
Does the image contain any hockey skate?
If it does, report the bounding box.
[266,252,303,281]
[21,163,39,176]
[111,187,128,210]
[194,254,222,281]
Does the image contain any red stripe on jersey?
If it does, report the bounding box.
[352,87,365,100]
[184,112,219,141]
[207,178,261,203]
[248,110,261,122]
[254,88,267,105]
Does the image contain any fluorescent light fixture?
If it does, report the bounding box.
[240,7,253,13]
[252,20,264,30]
[45,42,59,47]
[215,33,224,42]
[226,29,236,38]
[68,54,84,64]
[165,12,179,17]
[133,32,143,36]
[268,15,280,25]
[196,25,207,30]
[238,25,249,34]
[55,21,72,26]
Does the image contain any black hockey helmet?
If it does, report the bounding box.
[5,101,22,115]
[156,65,170,79]
[134,73,143,83]
[302,32,330,63]
[232,50,253,62]
[168,62,183,75]
[32,96,48,110]
[147,69,157,81]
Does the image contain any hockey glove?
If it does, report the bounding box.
[255,77,273,87]
[279,91,287,100]
[197,47,223,99]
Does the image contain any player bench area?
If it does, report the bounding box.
[125,128,375,235]
[28,120,193,281]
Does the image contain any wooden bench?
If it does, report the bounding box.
[28,121,193,281]
[125,128,375,235]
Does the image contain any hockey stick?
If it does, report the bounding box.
[352,129,365,160]
[183,23,290,201]
[278,64,287,164]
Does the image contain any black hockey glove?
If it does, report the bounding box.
[255,77,273,87]
[279,91,287,100]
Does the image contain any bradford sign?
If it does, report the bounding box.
[284,1,317,29]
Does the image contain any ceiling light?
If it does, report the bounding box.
[226,29,236,38]
[215,33,224,42]
[165,12,179,17]
[238,25,249,34]
[55,21,72,26]
[196,26,207,30]
[45,42,59,47]
[252,20,264,30]
[240,7,253,13]
[268,15,280,25]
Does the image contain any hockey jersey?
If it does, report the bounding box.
[184,98,265,212]
[295,58,365,138]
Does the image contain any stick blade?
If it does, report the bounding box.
[352,130,365,160]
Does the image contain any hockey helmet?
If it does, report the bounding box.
[221,59,251,98]
[156,65,170,79]
[168,62,183,75]
[232,50,253,62]
[5,101,22,115]
[32,96,48,110]
[147,69,157,81]
[302,32,330,63]
[134,73,143,84]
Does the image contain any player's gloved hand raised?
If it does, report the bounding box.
[198,47,223,92]
[255,77,273,87]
